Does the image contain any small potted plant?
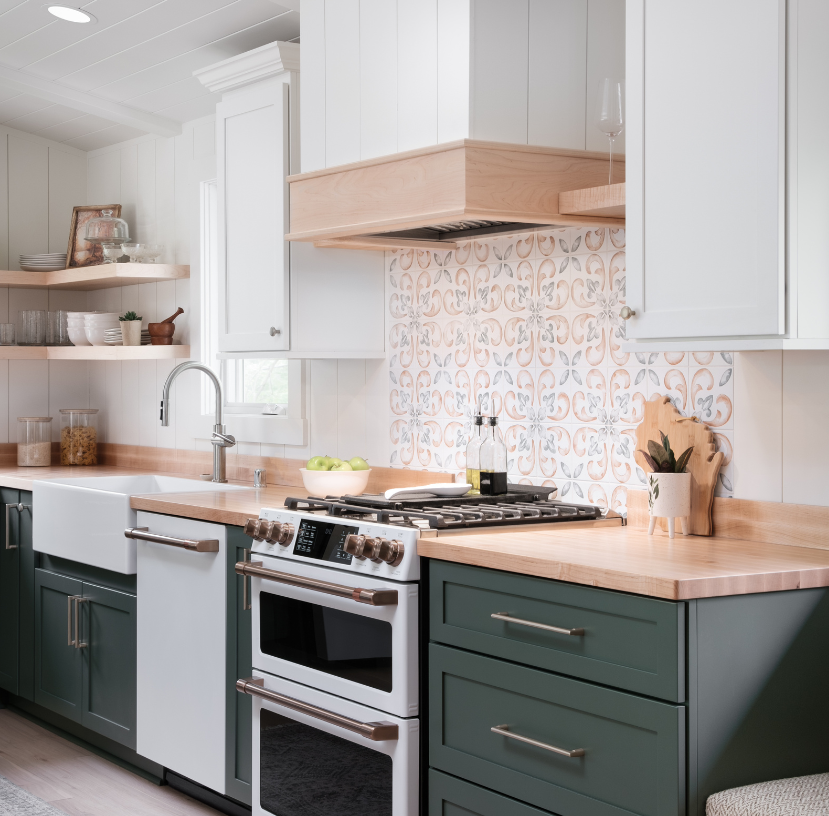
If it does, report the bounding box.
[119,311,143,346]
[638,432,694,539]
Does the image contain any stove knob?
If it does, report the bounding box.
[275,523,294,546]
[362,537,382,561]
[244,518,268,542]
[260,521,280,544]
[377,539,405,567]
[344,534,367,559]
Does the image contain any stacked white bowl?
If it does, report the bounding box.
[83,313,121,346]
[67,311,98,346]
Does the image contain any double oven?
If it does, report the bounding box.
[236,504,423,816]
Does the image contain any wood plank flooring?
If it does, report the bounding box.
[0,710,221,816]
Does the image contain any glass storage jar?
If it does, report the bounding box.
[17,417,52,467]
[60,409,98,465]
[84,209,130,244]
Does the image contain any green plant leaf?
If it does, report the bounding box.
[675,446,694,473]
[120,310,142,322]
[638,450,660,472]
[647,439,668,466]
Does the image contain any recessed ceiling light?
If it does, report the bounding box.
[46,5,96,23]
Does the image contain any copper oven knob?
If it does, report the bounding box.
[243,518,259,539]
[244,518,268,542]
[377,539,405,567]
[344,534,367,559]
[362,537,381,560]
[276,523,294,546]
[261,521,280,544]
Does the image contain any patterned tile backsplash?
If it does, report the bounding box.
[386,227,734,516]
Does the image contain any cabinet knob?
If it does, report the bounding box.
[270,327,281,336]
[619,306,636,320]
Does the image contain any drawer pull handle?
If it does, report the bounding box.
[125,527,220,553]
[491,724,585,758]
[491,612,584,637]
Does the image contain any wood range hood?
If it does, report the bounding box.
[286,140,625,251]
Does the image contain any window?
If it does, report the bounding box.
[200,180,305,443]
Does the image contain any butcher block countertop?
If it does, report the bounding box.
[418,526,829,600]
[4,460,829,601]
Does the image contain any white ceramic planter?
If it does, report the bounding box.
[647,471,692,539]
[121,320,142,346]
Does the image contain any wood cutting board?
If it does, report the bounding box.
[634,396,724,536]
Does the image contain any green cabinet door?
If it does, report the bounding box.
[430,769,558,816]
[35,568,84,722]
[81,582,137,749]
[0,488,20,694]
[17,491,35,701]
[225,527,252,805]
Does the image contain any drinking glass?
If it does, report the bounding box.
[0,324,15,345]
[595,78,625,184]
[20,311,46,346]
[47,311,71,346]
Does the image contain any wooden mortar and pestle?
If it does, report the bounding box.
[148,307,184,345]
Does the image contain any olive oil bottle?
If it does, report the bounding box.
[465,414,484,493]
[479,416,508,495]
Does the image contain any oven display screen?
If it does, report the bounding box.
[293,520,357,564]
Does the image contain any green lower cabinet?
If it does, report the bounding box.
[35,568,136,749]
[430,643,684,816]
[430,770,559,816]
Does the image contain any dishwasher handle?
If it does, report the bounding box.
[124,527,220,553]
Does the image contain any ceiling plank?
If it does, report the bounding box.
[0,64,182,137]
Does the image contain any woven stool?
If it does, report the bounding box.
[707,773,829,815]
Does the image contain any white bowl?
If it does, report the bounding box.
[68,327,91,346]
[84,313,120,323]
[300,468,371,497]
[85,326,114,346]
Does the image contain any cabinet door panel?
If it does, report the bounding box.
[0,488,19,694]
[218,81,290,352]
[627,0,784,339]
[81,582,136,749]
[35,569,83,721]
[18,492,34,701]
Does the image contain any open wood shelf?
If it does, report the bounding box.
[0,345,191,360]
[558,182,625,219]
[0,263,189,291]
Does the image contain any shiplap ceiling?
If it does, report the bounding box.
[0,0,299,150]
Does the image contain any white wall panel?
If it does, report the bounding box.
[136,139,156,243]
[470,0,529,143]
[0,361,9,443]
[300,0,327,172]
[47,148,86,254]
[0,136,7,270]
[437,0,470,143]
[308,359,338,457]
[8,136,48,270]
[586,0,626,153]
[325,0,361,166]
[9,360,48,441]
[398,0,438,150]
[156,138,176,265]
[48,361,89,440]
[360,0,398,159]
[119,144,138,244]
[528,0,587,149]
[121,360,141,446]
[337,359,366,458]
[87,150,121,204]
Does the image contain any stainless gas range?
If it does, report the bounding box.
[235,486,623,816]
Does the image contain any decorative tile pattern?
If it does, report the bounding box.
[387,229,736,515]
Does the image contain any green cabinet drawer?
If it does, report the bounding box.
[430,561,684,701]
[430,644,685,816]
[430,769,557,816]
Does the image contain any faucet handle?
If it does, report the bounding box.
[212,431,236,448]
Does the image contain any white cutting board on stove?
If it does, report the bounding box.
[384,483,472,501]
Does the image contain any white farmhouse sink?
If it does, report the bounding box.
[33,475,247,574]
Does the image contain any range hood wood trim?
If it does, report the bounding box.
[287,140,625,247]
[559,183,625,218]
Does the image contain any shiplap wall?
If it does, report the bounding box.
[84,118,389,466]
[0,125,89,443]
[300,0,625,172]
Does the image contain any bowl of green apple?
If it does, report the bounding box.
[301,455,371,496]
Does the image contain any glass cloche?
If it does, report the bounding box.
[84,209,130,244]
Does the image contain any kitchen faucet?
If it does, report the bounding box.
[159,362,236,483]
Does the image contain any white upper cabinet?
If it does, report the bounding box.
[625,0,786,343]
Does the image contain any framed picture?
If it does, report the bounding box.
[66,204,122,268]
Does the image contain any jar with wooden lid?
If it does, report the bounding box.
[17,417,52,466]
[60,409,98,465]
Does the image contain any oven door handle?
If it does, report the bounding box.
[125,527,220,552]
[234,560,398,606]
[237,677,399,741]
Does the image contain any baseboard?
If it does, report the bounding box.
[166,771,251,815]
[8,697,164,784]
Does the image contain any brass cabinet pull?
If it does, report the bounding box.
[124,527,220,553]
[242,548,251,611]
[491,612,584,637]
[5,502,29,550]
[74,597,88,649]
[67,595,75,646]
[237,677,398,741]
[235,561,398,606]
[491,724,585,758]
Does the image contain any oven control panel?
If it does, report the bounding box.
[246,508,420,581]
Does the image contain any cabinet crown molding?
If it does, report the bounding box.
[194,40,300,95]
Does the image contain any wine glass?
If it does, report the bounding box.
[595,78,625,184]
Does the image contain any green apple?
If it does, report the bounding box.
[348,456,369,471]
[319,455,334,470]
[328,458,345,468]
[330,461,353,471]
[306,456,329,471]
